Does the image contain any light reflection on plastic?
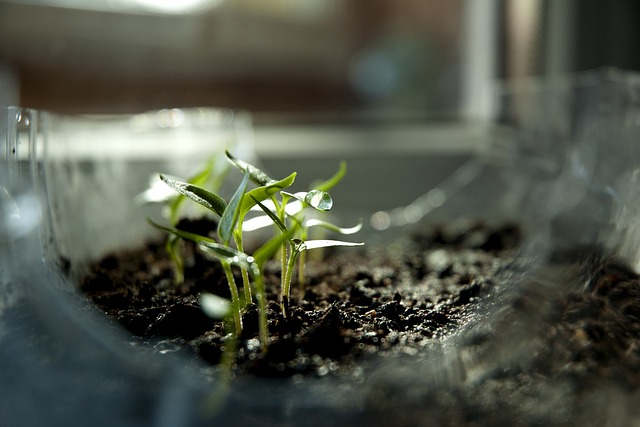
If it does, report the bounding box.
[425,188,446,208]
[370,188,447,231]
[403,205,423,224]
[156,108,185,128]
[1,192,41,238]
[370,211,391,231]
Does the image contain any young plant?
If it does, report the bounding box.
[242,161,363,298]
[291,161,361,294]
[148,152,296,339]
[148,217,245,333]
[221,152,296,306]
[150,209,293,352]
[252,194,363,318]
[149,151,363,349]
[137,155,228,284]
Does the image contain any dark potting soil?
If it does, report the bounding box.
[80,219,522,379]
[361,252,640,426]
[80,218,640,424]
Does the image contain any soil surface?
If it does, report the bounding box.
[80,219,640,425]
[81,219,522,379]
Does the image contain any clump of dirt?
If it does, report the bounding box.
[81,219,522,378]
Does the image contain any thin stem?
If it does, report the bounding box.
[297,226,308,298]
[280,244,287,301]
[166,235,184,285]
[297,249,306,299]
[233,229,252,305]
[221,260,243,333]
[251,267,269,353]
[240,268,252,305]
[282,247,300,317]
[270,194,289,306]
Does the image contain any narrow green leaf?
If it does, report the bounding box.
[149,218,253,267]
[160,174,227,217]
[298,239,364,252]
[190,156,217,187]
[304,218,363,235]
[198,242,254,269]
[252,226,296,267]
[239,172,297,218]
[282,190,333,211]
[313,161,347,192]
[218,173,250,245]
[251,196,288,233]
[168,156,214,218]
[148,217,218,246]
[226,150,274,186]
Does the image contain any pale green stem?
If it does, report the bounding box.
[270,194,289,307]
[280,244,287,301]
[166,235,184,285]
[281,247,300,317]
[297,226,308,298]
[251,267,269,353]
[233,230,252,305]
[240,268,252,306]
[221,260,243,333]
[297,249,306,298]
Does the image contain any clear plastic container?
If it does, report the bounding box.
[3,68,640,425]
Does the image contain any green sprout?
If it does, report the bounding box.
[147,151,363,352]
[242,161,363,298]
[137,155,229,284]
[251,196,363,317]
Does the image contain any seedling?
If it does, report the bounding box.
[148,151,363,353]
[242,162,363,297]
[137,155,229,284]
[251,197,363,317]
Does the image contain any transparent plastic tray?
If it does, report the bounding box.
[3,68,640,425]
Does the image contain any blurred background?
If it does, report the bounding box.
[1,0,638,121]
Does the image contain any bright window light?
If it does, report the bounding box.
[128,0,223,14]
[1,0,223,15]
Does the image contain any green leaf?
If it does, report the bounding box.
[251,196,288,233]
[282,190,333,211]
[148,217,218,245]
[304,218,363,235]
[226,150,274,186]
[297,239,364,252]
[148,218,255,268]
[313,161,347,192]
[239,172,296,218]
[160,174,227,217]
[218,173,250,245]
[189,156,217,187]
[167,156,217,223]
[252,226,296,267]
[198,242,254,269]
